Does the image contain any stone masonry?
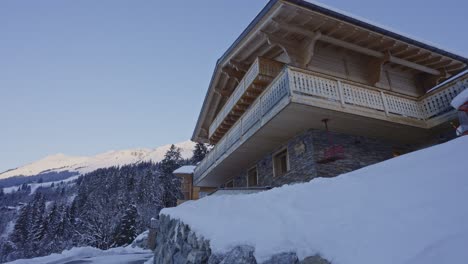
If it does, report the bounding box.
[228,128,415,188]
[154,214,331,264]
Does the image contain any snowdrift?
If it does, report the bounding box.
[162,136,468,264]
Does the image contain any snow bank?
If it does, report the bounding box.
[162,137,468,264]
[7,246,151,264]
[451,88,468,109]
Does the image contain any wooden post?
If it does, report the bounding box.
[380,91,389,116]
[337,80,345,107]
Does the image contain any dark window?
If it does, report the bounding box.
[273,149,289,177]
[247,167,258,187]
[225,180,234,188]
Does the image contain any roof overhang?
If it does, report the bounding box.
[192,0,468,143]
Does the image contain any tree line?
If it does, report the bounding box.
[0,143,208,263]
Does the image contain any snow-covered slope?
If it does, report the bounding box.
[163,136,468,264]
[7,245,153,264]
[0,141,195,179]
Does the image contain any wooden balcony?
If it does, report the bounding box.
[209,57,284,143]
[195,66,466,186]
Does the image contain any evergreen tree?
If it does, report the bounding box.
[10,204,31,250]
[113,204,138,246]
[191,142,208,164]
[160,144,182,175]
[30,193,46,242]
[159,145,183,207]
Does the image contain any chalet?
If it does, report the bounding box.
[182,0,468,200]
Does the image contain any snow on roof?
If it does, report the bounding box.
[173,165,196,174]
[451,88,468,109]
[162,136,468,263]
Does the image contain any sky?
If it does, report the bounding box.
[0,0,467,173]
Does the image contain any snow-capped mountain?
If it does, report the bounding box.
[0,141,195,179]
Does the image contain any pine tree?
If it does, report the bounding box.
[191,142,208,164]
[10,204,31,250]
[30,193,46,242]
[160,144,182,175]
[113,204,138,246]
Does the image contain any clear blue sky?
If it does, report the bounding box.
[1,0,467,172]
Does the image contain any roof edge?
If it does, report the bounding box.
[191,0,280,142]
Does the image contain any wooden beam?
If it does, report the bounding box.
[229,60,249,72]
[340,27,360,41]
[270,19,442,75]
[214,87,231,98]
[429,59,453,68]
[445,63,466,71]
[318,35,440,75]
[263,30,315,68]
[222,66,244,82]
[390,44,409,56]
[419,68,450,91]
[368,51,390,85]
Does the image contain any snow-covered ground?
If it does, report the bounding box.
[6,246,153,264]
[0,140,195,179]
[2,175,81,195]
[163,136,468,264]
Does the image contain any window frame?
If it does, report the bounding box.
[246,166,258,187]
[273,148,290,178]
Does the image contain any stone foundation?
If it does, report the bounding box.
[227,129,415,188]
[154,214,331,264]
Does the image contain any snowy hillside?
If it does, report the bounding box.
[163,136,468,264]
[0,141,195,179]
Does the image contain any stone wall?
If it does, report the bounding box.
[154,214,331,264]
[228,129,414,188]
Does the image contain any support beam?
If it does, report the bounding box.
[265,21,321,68]
[214,87,231,98]
[320,35,440,75]
[368,51,390,85]
[419,68,451,91]
[229,60,250,72]
[272,20,440,75]
[222,66,244,82]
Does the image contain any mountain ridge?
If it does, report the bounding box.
[0,140,195,179]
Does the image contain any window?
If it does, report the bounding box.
[180,175,192,200]
[225,180,234,188]
[273,149,289,177]
[247,167,258,187]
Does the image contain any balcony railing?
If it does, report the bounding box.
[209,57,284,142]
[195,66,467,183]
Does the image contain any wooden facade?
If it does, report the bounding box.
[190,0,468,188]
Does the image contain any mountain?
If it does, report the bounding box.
[0,141,195,180]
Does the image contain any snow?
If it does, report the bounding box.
[451,88,468,109]
[1,221,15,239]
[2,174,80,195]
[173,165,196,174]
[0,140,195,179]
[6,246,152,264]
[162,136,468,264]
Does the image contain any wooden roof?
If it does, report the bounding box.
[192,0,468,142]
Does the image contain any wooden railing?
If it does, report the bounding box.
[195,66,467,183]
[289,67,465,120]
[195,71,289,182]
[209,57,283,141]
